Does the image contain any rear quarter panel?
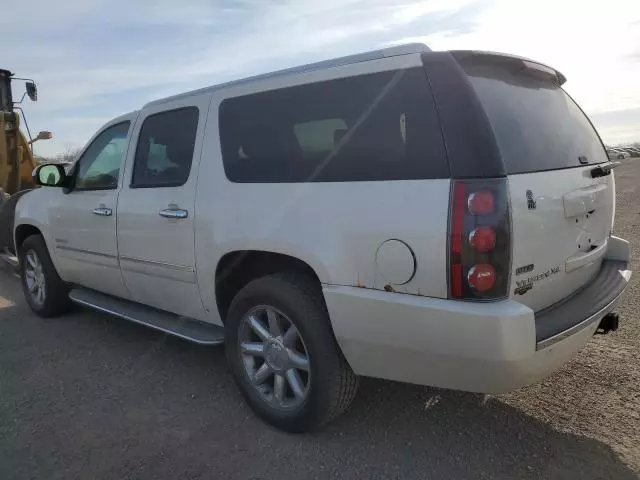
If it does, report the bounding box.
[193,54,450,325]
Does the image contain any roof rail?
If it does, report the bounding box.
[257,43,431,79]
[144,43,431,107]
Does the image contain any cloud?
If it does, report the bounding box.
[3,0,639,154]
[386,0,640,144]
[4,0,486,156]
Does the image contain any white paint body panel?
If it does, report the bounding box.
[50,188,127,298]
[117,93,212,320]
[195,53,449,326]
[325,239,629,393]
[507,167,614,311]
[15,113,139,299]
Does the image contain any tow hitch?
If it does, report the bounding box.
[596,313,619,335]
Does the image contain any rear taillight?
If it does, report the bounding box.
[448,178,511,300]
[468,226,496,252]
[467,264,496,292]
[467,191,494,215]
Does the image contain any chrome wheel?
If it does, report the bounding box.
[24,249,46,306]
[238,305,311,410]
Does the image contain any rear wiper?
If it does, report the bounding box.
[590,162,620,178]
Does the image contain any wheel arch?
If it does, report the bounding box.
[14,223,44,254]
[214,249,325,323]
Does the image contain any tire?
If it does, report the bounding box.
[225,272,359,433]
[19,234,72,317]
[0,190,31,253]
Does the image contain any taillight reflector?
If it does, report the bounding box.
[467,264,496,292]
[450,182,466,297]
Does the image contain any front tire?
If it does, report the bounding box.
[225,273,359,433]
[19,235,71,317]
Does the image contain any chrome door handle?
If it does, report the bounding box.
[92,207,112,216]
[159,208,188,219]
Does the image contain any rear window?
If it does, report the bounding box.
[459,57,607,174]
[219,68,448,183]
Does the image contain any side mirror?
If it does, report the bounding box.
[25,81,37,102]
[36,131,53,141]
[33,164,66,187]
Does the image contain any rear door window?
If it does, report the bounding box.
[131,107,199,188]
[219,68,448,182]
[458,57,607,174]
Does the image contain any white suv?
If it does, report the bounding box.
[14,44,631,432]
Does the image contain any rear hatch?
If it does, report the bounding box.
[456,52,614,311]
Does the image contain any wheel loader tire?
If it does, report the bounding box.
[0,189,32,254]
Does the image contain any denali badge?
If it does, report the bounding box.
[526,190,536,210]
[515,266,561,294]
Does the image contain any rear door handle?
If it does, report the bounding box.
[159,208,188,219]
[92,207,112,216]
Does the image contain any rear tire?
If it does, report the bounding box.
[19,235,72,317]
[225,272,358,433]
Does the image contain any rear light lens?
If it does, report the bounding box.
[467,190,494,215]
[448,178,511,300]
[468,226,496,252]
[467,264,496,292]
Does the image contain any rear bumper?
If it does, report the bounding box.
[324,237,631,394]
[535,258,630,348]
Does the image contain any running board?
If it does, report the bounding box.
[68,288,225,345]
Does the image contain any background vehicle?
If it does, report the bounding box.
[608,148,630,160]
[621,147,640,158]
[14,45,631,432]
[0,69,51,258]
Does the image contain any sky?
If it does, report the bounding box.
[2,0,639,158]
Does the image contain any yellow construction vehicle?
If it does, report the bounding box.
[0,69,52,256]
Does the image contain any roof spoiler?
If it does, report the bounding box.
[451,50,567,85]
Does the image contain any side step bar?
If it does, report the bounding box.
[69,288,225,345]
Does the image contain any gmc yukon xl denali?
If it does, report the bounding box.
[14,44,631,432]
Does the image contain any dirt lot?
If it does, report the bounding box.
[1,161,639,479]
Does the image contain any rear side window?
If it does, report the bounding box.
[459,57,607,174]
[219,68,448,182]
[131,107,199,188]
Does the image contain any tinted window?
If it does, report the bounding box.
[131,107,199,187]
[219,68,448,182]
[460,59,607,174]
[75,122,130,190]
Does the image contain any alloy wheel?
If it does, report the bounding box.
[237,305,311,410]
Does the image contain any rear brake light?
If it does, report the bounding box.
[449,179,511,300]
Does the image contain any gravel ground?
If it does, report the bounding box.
[1,161,639,479]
